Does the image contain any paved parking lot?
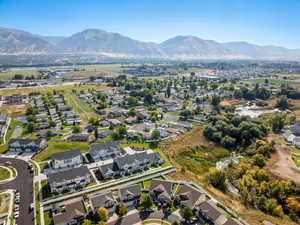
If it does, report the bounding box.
[0,158,34,225]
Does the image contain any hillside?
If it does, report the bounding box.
[0,27,300,60]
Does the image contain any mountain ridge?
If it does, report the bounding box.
[0,27,299,60]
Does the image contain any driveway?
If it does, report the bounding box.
[0,158,34,225]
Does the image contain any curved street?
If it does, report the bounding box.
[0,157,35,225]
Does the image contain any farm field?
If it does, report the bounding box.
[243,78,294,85]
[0,70,39,80]
[0,84,109,96]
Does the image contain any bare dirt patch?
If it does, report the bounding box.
[266,133,300,184]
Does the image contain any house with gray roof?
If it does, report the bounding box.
[89,141,122,162]
[119,184,141,209]
[98,152,164,179]
[51,149,82,170]
[8,138,47,153]
[98,162,119,179]
[53,200,86,225]
[48,166,91,193]
[90,192,116,215]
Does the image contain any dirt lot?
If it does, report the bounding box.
[266,134,300,184]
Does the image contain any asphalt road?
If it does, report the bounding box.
[0,158,35,225]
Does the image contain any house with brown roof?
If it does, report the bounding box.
[223,218,243,225]
[198,200,227,225]
[149,179,173,203]
[176,184,205,208]
[53,200,86,225]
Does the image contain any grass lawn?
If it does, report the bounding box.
[0,145,8,154]
[44,210,54,225]
[292,156,300,167]
[39,162,49,170]
[4,119,23,143]
[0,167,10,180]
[41,180,52,199]
[35,182,41,225]
[33,142,89,162]
[0,70,39,80]
[143,179,152,189]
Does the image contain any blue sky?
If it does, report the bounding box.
[0,0,299,48]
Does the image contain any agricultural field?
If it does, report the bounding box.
[243,78,293,85]
[0,84,105,96]
[0,70,39,80]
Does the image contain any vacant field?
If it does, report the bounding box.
[33,142,89,162]
[64,94,98,122]
[160,125,225,180]
[0,70,39,80]
[5,119,23,143]
[265,134,300,184]
[0,104,26,118]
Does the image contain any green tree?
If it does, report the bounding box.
[82,219,92,225]
[151,130,160,140]
[182,206,194,221]
[276,96,289,110]
[270,113,285,133]
[140,194,153,209]
[118,202,127,216]
[207,168,226,191]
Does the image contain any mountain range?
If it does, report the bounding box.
[0,26,299,60]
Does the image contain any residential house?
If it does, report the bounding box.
[51,149,82,170]
[90,192,116,215]
[119,184,141,209]
[52,200,86,225]
[4,94,27,105]
[48,166,91,193]
[98,162,119,179]
[149,179,173,203]
[66,134,89,142]
[89,141,122,162]
[8,138,47,153]
[176,184,205,208]
[198,200,227,225]
[98,152,164,179]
